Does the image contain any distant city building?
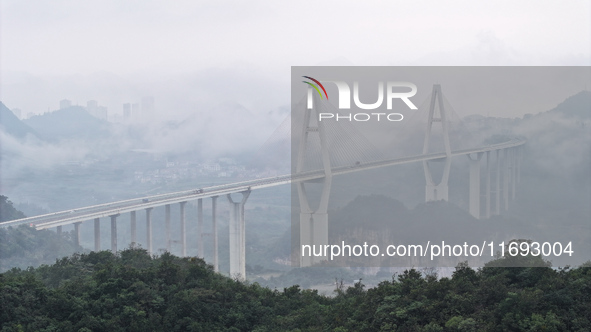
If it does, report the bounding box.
[123,103,132,119]
[11,108,22,119]
[121,97,154,121]
[26,112,35,119]
[60,99,72,109]
[85,100,109,120]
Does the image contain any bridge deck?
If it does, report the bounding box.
[0,139,525,230]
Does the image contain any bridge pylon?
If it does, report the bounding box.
[423,84,452,202]
[297,92,332,267]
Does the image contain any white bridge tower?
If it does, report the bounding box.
[423,84,452,202]
[297,92,332,267]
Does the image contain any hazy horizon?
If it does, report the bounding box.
[2,1,590,120]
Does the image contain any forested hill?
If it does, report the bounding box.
[0,196,81,272]
[0,102,37,139]
[23,106,111,142]
[0,195,26,222]
[1,248,590,331]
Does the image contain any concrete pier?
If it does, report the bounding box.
[299,212,328,267]
[165,204,171,252]
[227,191,250,279]
[180,201,187,257]
[468,152,483,218]
[485,151,491,219]
[511,148,517,201]
[495,149,501,215]
[94,218,100,251]
[145,208,153,254]
[197,198,203,258]
[517,147,522,184]
[212,196,219,272]
[130,211,137,247]
[503,149,510,211]
[110,214,119,254]
[74,222,81,247]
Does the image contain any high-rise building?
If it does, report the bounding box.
[60,99,72,109]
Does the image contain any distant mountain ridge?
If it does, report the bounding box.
[24,106,111,142]
[0,102,37,139]
[547,90,590,119]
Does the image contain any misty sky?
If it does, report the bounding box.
[1,1,590,118]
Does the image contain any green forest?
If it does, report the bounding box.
[0,245,589,331]
[2,196,591,331]
[0,196,81,273]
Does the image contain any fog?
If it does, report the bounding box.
[2,1,590,119]
[2,1,589,76]
[1,1,590,278]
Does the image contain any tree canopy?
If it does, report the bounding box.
[1,248,589,331]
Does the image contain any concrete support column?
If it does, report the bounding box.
[74,222,81,247]
[130,211,137,247]
[165,204,171,252]
[467,153,483,219]
[495,149,501,215]
[511,148,517,201]
[94,218,100,251]
[297,174,332,267]
[300,212,329,267]
[228,200,241,276]
[503,149,510,211]
[197,198,203,258]
[57,226,62,236]
[485,151,491,219]
[146,208,153,255]
[517,147,522,184]
[180,201,187,257]
[227,191,250,279]
[212,196,219,272]
[110,214,119,254]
